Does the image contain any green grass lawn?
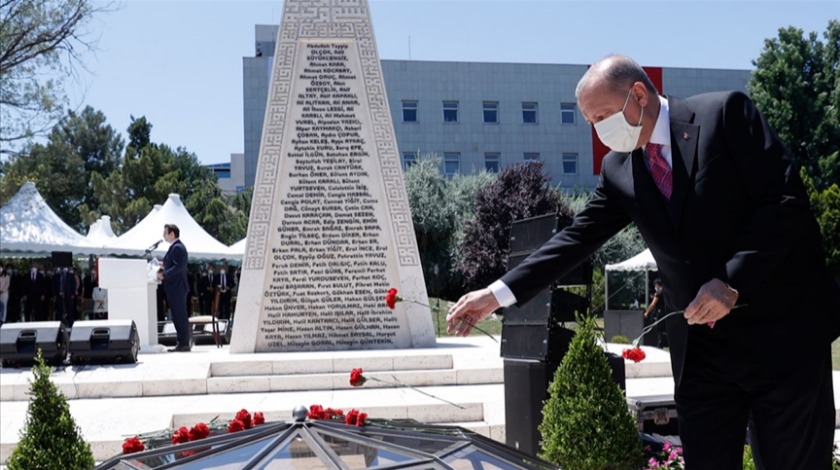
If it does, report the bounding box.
[832,339,840,370]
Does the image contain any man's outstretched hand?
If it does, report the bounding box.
[446,288,500,336]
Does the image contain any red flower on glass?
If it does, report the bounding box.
[171,426,190,445]
[122,436,145,455]
[385,288,400,309]
[227,418,246,433]
[253,412,265,426]
[350,368,367,387]
[308,404,327,420]
[357,412,368,427]
[622,347,647,363]
[344,409,360,425]
[188,422,210,441]
[235,409,253,429]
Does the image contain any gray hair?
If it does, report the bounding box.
[575,54,658,98]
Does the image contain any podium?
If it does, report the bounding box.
[98,258,160,352]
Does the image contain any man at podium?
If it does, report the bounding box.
[158,224,191,352]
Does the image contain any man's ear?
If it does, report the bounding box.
[632,81,650,108]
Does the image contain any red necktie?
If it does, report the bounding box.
[645,143,672,200]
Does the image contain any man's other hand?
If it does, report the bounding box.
[684,278,739,325]
[446,288,500,337]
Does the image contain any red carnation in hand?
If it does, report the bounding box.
[385,288,400,309]
[235,409,253,429]
[227,418,246,433]
[122,436,145,455]
[622,347,647,363]
[188,422,210,441]
[171,426,190,445]
[252,412,265,426]
[357,412,368,427]
[349,368,367,387]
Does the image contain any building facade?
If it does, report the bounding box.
[242,24,752,189]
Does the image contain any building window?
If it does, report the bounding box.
[484,152,500,173]
[402,100,418,122]
[522,101,538,124]
[402,152,417,170]
[561,103,576,124]
[444,152,461,176]
[443,101,459,123]
[524,152,540,162]
[483,101,498,123]
[562,153,578,174]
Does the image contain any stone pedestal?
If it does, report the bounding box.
[98,258,160,352]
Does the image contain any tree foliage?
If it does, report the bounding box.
[802,168,840,275]
[456,161,570,292]
[403,154,495,299]
[749,20,840,190]
[7,352,94,470]
[0,0,107,148]
[539,315,642,469]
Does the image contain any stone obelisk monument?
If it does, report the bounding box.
[230,0,436,353]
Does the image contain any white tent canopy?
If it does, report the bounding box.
[85,215,118,245]
[605,249,657,272]
[604,248,658,310]
[229,237,246,256]
[0,182,98,256]
[105,194,239,260]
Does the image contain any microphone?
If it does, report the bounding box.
[145,239,164,255]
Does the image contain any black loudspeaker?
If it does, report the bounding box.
[69,320,139,365]
[51,251,73,268]
[0,322,68,367]
[503,358,560,456]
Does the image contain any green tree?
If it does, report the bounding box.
[0,0,107,149]
[749,20,840,190]
[7,352,95,470]
[539,315,642,469]
[802,168,840,274]
[456,161,571,292]
[0,140,87,228]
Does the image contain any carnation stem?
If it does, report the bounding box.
[409,300,498,343]
[632,304,747,347]
[368,376,465,409]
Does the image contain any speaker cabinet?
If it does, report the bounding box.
[69,320,139,365]
[0,322,68,367]
[503,358,560,456]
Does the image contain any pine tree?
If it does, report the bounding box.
[7,352,94,470]
[539,315,642,469]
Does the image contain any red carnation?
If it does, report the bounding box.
[308,404,327,420]
[385,288,399,309]
[622,347,647,363]
[188,422,210,441]
[357,412,368,427]
[345,409,360,425]
[235,409,253,429]
[349,368,367,387]
[180,450,198,457]
[252,412,265,426]
[122,436,145,455]
[227,418,246,433]
[171,426,190,445]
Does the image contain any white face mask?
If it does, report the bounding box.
[594,88,644,153]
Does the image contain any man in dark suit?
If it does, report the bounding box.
[22,263,47,322]
[447,55,840,468]
[197,267,211,317]
[158,224,191,352]
[217,260,235,320]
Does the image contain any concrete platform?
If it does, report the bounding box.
[0,337,837,464]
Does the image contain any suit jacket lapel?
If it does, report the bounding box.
[665,97,699,232]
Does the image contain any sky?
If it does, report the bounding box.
[60,0,839,165]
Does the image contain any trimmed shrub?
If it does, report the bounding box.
[539,315,642,469]
[7,351,94,470]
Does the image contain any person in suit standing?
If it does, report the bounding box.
[197,267,211,317]
[5,265,22,323]
[446,55,840,468]
[643,278,668,348]
[22,263,47,322]
[158,224,191,352]
[217,260,235,320]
